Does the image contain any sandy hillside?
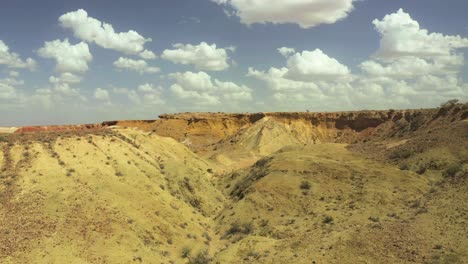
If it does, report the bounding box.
[1,103,467,264]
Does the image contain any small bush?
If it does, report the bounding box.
[300,180,311,190]
[389,148,414,160]
[188,250,211,264]
[226,222,242,236]
[181,246,191,258]
[323,215,334,224]
[443,164,462,178]
[416,164,427,174]
[242,222,254,234]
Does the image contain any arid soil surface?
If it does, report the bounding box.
[1,103,467,263]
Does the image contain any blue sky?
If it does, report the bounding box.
[1,0,467,125]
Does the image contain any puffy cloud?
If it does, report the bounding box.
[94,88,110,101]
[139,49,157,60]
[170,84,220,105]
[0,40,36,70]
[0,80,18,99]
[59,9,151,55]
[278,47,295,57]
[162,42,232,71]
[248,67,320,92]
[129,83,165,105]
[356,9,468,104]
[170,71,215,91]
[214,80,253,101]
[212,0,356,28]
[52,83,81,97]
[373,9,468,60]
[169,71,252,106]
[247,48,351,97]
[363,9,468,82]
[113,57,160,74]
[283,49,351,81]
[38,39,92,73]
[138,83,158,93]
[248,9,468,111]
[0,71,26,101]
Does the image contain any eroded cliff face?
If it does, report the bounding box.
[4,105,467,154]
[14,124,102,133]
[147,108,462,151]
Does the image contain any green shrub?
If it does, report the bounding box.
[389,148,414,160]
[225,221,254,236]
[300,180,311,190]
[188,250,211,264]
[242,222,253,234]
[416,164,427,174]
[181,246,191,258]
[323,215,334,224]
[398,162,408,170]
[225,222,241,236]
[443,164,462,178]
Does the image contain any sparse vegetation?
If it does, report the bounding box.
[442,163,462,178]
[323,215,334,224]
[1,106,467,263]
[300,180,311,190]
[188,250,211,264]
[181,246,191,258]
[389,148,414,160]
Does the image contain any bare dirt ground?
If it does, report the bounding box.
[0,103,467,263]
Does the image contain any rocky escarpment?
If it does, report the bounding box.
[149,108,467,152]
[4,104,467,155]
[14,124,103,133]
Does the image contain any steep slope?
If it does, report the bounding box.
[349,102,468,175]
[212,144,467,263]
[0,129,224,264]
[1,104,466,264]
[149,113,265,152]
[147,109,463,169]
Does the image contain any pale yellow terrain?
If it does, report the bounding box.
[212,144,467,263]
[1,129,224,264]
[1,105,467,264]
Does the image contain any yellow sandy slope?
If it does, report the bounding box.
[0,129,224,263]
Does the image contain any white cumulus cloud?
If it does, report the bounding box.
[0,40,36,70]
[139,49,157,60]
[373,9,468,60]
[283,49,351,81]
[38,39,92,73]
[169,71,252,106]
[59,9,152,55]
[248,9,468,110]
[113,57,160,74]
[278,47,296,57]
[162,42,232,71]
[94,88,110,101]
[212,0,356,28]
